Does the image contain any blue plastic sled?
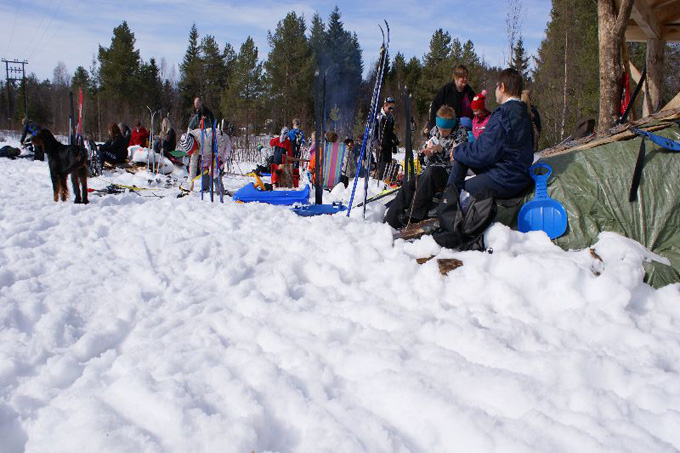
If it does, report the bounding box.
[291,202,347,217]
[232,183,310,206]
[517,163,568,239]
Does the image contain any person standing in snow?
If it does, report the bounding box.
[20,117,44,161]
[374,96,399,180]
[448,68,535,199]
[270,127,293,165]
[425,65,476,137]
[288,118,305,169]
[471,90,491,140]
[188,96,216,131]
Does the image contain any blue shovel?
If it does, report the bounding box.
[517,163,568,239]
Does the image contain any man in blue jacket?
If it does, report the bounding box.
[449,68,534,199]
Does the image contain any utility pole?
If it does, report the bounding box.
[2,58,29,128]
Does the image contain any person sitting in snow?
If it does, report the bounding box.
[188,96,216,131]
[447,68,535,199]
[98,123,128,166]
[129,120,149,147]
[154,117,177,160]
[118,122,132,146]
[384,105,468,229]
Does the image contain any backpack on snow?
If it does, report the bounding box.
[432,186,497,251]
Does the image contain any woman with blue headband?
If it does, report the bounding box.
[384,105,468,229]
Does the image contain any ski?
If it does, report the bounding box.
[347,20,390,217]
[353,186,400,209]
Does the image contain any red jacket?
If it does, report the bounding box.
[269,136,293,164]
[130,127,150,147]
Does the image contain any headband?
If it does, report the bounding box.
[436,116,457,130]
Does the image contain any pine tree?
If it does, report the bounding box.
[512,37,530,81]
[179,24,204,120]
[221,37,264,146]
[418,29,452,117]
[321,6,363,135]
[309,13,325,69]
[139,57,162,112]
[201,34,226,119]
[264,11,314,130]
[98,21,141,110]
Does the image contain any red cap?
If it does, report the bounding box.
[471,90,487,111]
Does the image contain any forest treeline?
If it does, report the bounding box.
[1,2,678,150]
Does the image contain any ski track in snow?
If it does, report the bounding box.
[1,139,680,453]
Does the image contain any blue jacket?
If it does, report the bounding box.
[453,99,534,195]
[288,128,305,149]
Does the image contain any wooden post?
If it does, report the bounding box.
[597,0,635,131]
[644,38,665,116]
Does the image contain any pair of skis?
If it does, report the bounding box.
[347,20,390,218]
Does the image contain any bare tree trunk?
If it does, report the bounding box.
[597,0,635,131]
[644,38,665,116]
[560,30,568,140]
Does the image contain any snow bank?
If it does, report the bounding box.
[1,138,679,453]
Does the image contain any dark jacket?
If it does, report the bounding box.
[20,121,41,144]
[375,109,398,162]
[453,99,534,195]
[428,82,476,130]
[188,106,216,130]
[161,128,176,156]
[99,134,128,163]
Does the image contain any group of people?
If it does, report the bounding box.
[15,62,540,232]
[98,116,177,167]
[385,65,542,229]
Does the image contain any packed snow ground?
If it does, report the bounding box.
[1,138,680,453]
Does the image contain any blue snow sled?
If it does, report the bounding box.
[517,163,568,239]
[291,202,347,217]
[232,183,310,206]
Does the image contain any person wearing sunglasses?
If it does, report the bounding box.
[374,96,399,180]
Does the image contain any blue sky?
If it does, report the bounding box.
[0,0,552,83]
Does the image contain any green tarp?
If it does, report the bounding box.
[497,125,680,288]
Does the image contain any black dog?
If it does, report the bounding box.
[31,129,89,203]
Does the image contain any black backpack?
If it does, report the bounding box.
[432,186,497,251]
[272,145,288,164]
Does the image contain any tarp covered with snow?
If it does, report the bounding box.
[496,124,680,288]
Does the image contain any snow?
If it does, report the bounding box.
[1,135,680,453]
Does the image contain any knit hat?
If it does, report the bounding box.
[471,90,487,111]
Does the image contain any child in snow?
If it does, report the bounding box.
[471,90,490,140]
[384,105,468,229]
